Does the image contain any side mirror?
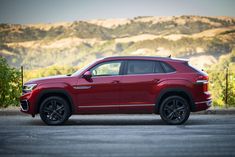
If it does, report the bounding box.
[83,71,92,80]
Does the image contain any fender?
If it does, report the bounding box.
[35,88,76,114]
[155,87,195,113]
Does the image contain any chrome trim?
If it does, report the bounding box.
[20,100,29,111]
[91,72,177,78]
[204,91,210,95]
[195,100,212,106]
[91,75,121,79]
[196,80,208,84]
[78,104,155,108]
[73,86,92,90]
[122,71,177,77]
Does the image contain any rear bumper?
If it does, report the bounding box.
[195,100,212,106]
[194,99,212,111]
[193,92,212,112]
[193,98,212,112]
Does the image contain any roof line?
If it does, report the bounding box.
[104,55,171,59]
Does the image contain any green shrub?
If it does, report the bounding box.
[0,56,21,108]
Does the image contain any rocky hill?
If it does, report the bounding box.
[1,15,235,69]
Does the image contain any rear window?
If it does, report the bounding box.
[160,62,175,73]
[126,60,174,75]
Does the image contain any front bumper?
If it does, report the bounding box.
[19,91,38,116]
[20,99,29,111]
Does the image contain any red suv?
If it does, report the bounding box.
[20,56,211,125]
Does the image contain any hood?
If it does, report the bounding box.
[26,75,71,84]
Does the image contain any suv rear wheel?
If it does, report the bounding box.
[160,96,190,125]
[39,96,70,125]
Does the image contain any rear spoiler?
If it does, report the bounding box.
[170,57,189,62]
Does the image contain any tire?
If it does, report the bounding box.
[39,96,71,125]
[160,96,190,125]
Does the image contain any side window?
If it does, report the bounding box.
[161,62,175,73]
[91,61,122,77]
[127,60,155,75]
[155,62,164,73]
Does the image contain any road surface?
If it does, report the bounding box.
[0,114,235,157]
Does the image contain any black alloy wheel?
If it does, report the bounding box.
[39,96,70,125]
[160,96,190,125]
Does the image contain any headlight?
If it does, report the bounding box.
[23,84,37,93]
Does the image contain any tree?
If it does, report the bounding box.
[0,56,21,107]
[207,49,235,107]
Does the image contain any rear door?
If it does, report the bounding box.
[119,60,165,113]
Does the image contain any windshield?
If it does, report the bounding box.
[71,60,98,76]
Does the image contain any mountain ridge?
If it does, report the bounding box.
[0,15,235,70]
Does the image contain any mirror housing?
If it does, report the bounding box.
[83,71,92,80]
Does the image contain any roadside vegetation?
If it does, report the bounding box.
[207,49,235,107]
[0,50,235,108]
[0,16,235,108]
[0,56,21,108]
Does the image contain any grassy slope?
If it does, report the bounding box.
[0,15,235,70]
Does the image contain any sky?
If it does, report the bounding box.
[0,0,235,24]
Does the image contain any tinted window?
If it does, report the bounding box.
[155,62,164,73]
[127,60,155,74]
[161,62,175,73]
[91,61,122,76]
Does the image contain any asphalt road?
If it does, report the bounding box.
[0,114,235,157]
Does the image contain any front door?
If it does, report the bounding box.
[76,61,123,114]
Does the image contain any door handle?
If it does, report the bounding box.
[111,80,120,84]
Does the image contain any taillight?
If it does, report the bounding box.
[203,83,208,92]
[196,75,209,92]
[197,75,208,81]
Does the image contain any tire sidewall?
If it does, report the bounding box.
[160,96,190,125]
[39,96,70,125]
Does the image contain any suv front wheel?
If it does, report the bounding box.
[39,96,71,125]
[160,96,190,125]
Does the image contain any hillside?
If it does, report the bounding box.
[0,15,235,70]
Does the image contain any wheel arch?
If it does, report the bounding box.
[35,89,76,114]
[155,88,195,113]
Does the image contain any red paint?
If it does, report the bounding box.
[20,56,211,116]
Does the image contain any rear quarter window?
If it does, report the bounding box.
[160,62,176,73]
